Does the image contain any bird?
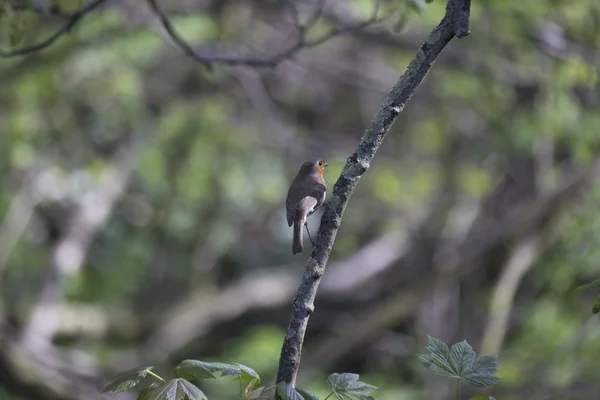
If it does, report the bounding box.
[286,159,328,255]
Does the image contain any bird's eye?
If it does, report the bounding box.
[318,161,322,166]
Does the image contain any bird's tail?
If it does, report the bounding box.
[292,217,304,255]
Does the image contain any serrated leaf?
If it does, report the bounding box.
[417,336,456,377]
[472,355,498,375]
[276,382,305,400]
[175,360,240,380]
[147,379,207,400]
[236,363,261,391]
[297,388,319,400]
[450,341,476,375]
[326,373,377,400]
[419,337,500,389]
[102,366,155,394]
[575,279,600,293]
[137,383,160,400]
[462,373,501,388]
[417,354,456,378]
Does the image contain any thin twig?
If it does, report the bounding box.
[303,0,328,34]
[207,14,385,67]
[288,0,302,29]
[287,0,327,38]
[145,0,213,69]
[275,0,472,387]
[1,0,381,69]
[0,0,110,57]
[147,0,381,69]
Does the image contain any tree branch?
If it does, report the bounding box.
[145,0,213,69]
[275,0,472,387]
[0,0,110,58]
[2,0,382,67]
[146,0,384,69]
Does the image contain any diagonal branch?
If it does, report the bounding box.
[0,0,110,57]
[275,0,472,387]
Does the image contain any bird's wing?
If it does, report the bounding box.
[305,182,326,206]
[295,196,319,221]
[286,191,294,227]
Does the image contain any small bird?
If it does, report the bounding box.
[286,159,328,255]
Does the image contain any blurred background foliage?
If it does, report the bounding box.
[0,0,600,399]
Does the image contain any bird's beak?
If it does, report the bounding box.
[324,162,328,167]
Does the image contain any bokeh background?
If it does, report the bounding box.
[1,0,600,399]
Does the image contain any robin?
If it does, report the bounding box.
[286,159,328,255]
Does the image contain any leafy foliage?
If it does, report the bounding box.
[418,336,500,390]
[102,366,156,394]
[137,383,160,400]
[104,360,265,399]
[175,360,242,380]
[147,379,207,400]
[326,373,378,400]
[175,360,260,394]
[104,359,381,400]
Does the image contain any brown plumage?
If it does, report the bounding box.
[286,159,328,255]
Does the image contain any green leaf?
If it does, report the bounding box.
[418,337,500,389]
[102,366,156,394]
[472,355,498,375]
[236,363,261,391]
[297,388,319,400]
[575,279,600,292]
[326,373,378,400]
[276,382,305,400]
[175,360,240,380]
[417,336,456,377]
[147,379,207,400]
[137,383,160,400]
[174,360,260,395]
[449,340,476,375]
[462,373,501,388]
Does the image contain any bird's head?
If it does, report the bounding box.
[300,159,328,178]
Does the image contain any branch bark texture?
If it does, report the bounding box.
[276,0,472,386]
